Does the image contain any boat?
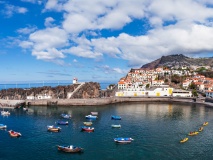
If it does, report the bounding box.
[180,137,188,143]
[47,125,61,132]
[111,124,121,128]
[57,145,84,153]
[188,131,199,136]
[91,112,98,116]
[56,120,68,125]
[61,114,71,119]
[1,111,10,116]
[0,124,7,129]
[203,122,208,126]
[23,107,28,111]
[81,126,94,132]
[198,127,204,132]
[111,115,121,120]
[8,130,21,137]
[114,137,134,143]
[85,115,98,119]
[83,122,93,126]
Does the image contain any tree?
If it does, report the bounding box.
[146,84,150,88]
[192,89,198,97]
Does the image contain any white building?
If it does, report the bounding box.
[115,87,173,97]
[73,78,78,84]
[172,89,192,97]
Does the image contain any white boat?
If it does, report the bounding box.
[111,124,121,128]
[0,124,7,129]
[85,115,98,119]
[91,112,98,115]
[1,111,10,116]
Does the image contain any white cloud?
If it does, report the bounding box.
[17,26,37,34]
[20,0,213,68]
[44,17,55,27]
[21,0,42,4]
[3,4,28,17]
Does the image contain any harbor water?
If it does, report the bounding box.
[0,102,213,160]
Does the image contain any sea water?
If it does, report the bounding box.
[0,102,213,160]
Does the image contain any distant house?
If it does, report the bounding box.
[73,77,78,84]
[37,94,52,99]
[206,91,213,98]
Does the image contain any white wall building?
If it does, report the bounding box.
[206,91,213,98]
[172,89,192,97]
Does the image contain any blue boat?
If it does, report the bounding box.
[56,120,68,125]
[111,115,121,120]
[85,115,98,119]
[61,114,71,119]
[0,124,7,129]
[114,137,134,143]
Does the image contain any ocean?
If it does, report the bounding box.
[0,102,213,160]
[0,81,114,90]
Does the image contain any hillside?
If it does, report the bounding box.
[141,54,213,69]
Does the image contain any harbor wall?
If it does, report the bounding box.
[1,96,212,107]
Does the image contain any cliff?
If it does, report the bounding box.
[141,54,213,69]
[0,82,102,100]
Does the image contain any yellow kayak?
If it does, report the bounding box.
[198,127,203,132]
[203,122,208,126]
[180,137,188,143]
[188,131,199,136]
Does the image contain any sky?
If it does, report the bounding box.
[0,0,213,84]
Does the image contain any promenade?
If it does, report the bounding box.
[0,96,212,107]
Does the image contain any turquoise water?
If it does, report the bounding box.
[0,102,213,160]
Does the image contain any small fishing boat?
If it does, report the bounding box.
[180,137,188,143]
[111,124,121,128]
[85,115,98,119]
[8,130,22,137]
[111,115,121,120]
[56,120,69,125]
[61,114,71,119]
[0,124,7,129]
[57,145,84,153]
[47,125,61,132]
[1,111,10,116]
[81,126,94,132]
[114,137,134,143]
[198,127,204,132]
[188,131,199,136]
[23,107,28,111]
[203,122,208,126]
[83,122,93,126]
[91,112,98,116]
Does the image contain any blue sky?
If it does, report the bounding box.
[0,0,213,84]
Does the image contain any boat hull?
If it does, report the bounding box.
[58,145,83,153]
[114,138,133,143]
[8,130,21,137]
[81,127,94,132]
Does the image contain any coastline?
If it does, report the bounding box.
[1,96,213,108]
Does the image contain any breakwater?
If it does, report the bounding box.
[1,96,212,107]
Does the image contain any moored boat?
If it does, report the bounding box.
[198,127,204,132]
[61,114,71,119]
[85,115,98,119]
[114,137,134,143]
[47,125,61,132]
[111,115,121,120]
[8,130,21,137]
[81,126,94,132]
[23,107,28,111]
[0,124,7,129]
[188,131,199,136]
[180,137,188,143]
[111,124,121,128]
[91,112,98,116]
[57,145,84,153]
[1,111,10,116]
[83,122,93,126]
[56,120,69,125]
[203,122,208,126]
